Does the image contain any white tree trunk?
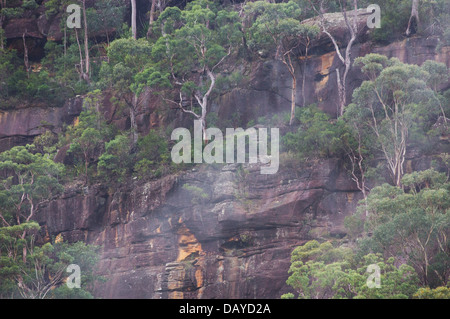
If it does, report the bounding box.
[316,0,358,116]
[131,93,139,145]
[194,68,216,140]
[131,0,137,39]
[22,32,30,78]
[147,0,156,38]
[82,0,90,82]
[290,76,297,126]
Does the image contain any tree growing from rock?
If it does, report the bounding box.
[350,54,447,187]
[152,0,242,139]
[245,0,319,125]
[358,169,450,286]
[0,145,64,263]
[64,94,115,184]
[87,0,127,45]
[340,105,373,216]
[0,223,101,299]
[99,38,153,145]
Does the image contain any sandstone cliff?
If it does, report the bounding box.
[1,2,449,299]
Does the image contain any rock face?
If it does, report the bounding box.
[3,34,446,155]
[0,97,83,152]
[1,2,449,300]
[215,36,450,123]
[34,145,446,299]
[1,3,447,154]
[36,159,363,299]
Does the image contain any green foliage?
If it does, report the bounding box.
[0,223,101,299]
[182,183,209,205]
[133,130,170,179]
[421,60,449,92]
[86,0,126,42]
[413,286,450,299]
[33,131,58,156]
[0,6,24,20]
[131,66,171,97]
[0,144,100,298]
[244,1,319,124]
[1,0,449,300]
[0,145,65,225]
[99,38,153,93]
[49,241,102,299]
[152,0,242,120]
[370,0,411,42]
[292,0,342,19]
[1,0,125,106]
[68,127,103,184]
[44,0,69,18]
[368,0,450,41]
[98,135,133,184]
[41,40,88,96]
[284,240,419,299]
[281,292,295,299]
[107,38,152,70]
[22,0,38,11]
[283,105,343,158]
[0,41,74,108]
[64,104,115,145]
[350,54,448,185]
[214,71,244,93]
[0,48,40,107]
[245,0,319,54]
[98,38,155,144]
[0,48,21,107]
[63,99,115,184]
[353,169,450,287]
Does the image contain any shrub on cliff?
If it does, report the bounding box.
[64,99,116,185]
[133,130,171,180]
[98,135,133,184]
[282,104,344,159]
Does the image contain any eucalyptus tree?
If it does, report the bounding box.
[99,38,153,145]
[152,0,242,139]
[349,54,447,187]
[245,1,319,125]
[282,240,419,299]
[0,145,64,264]
[361,169,450,286]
